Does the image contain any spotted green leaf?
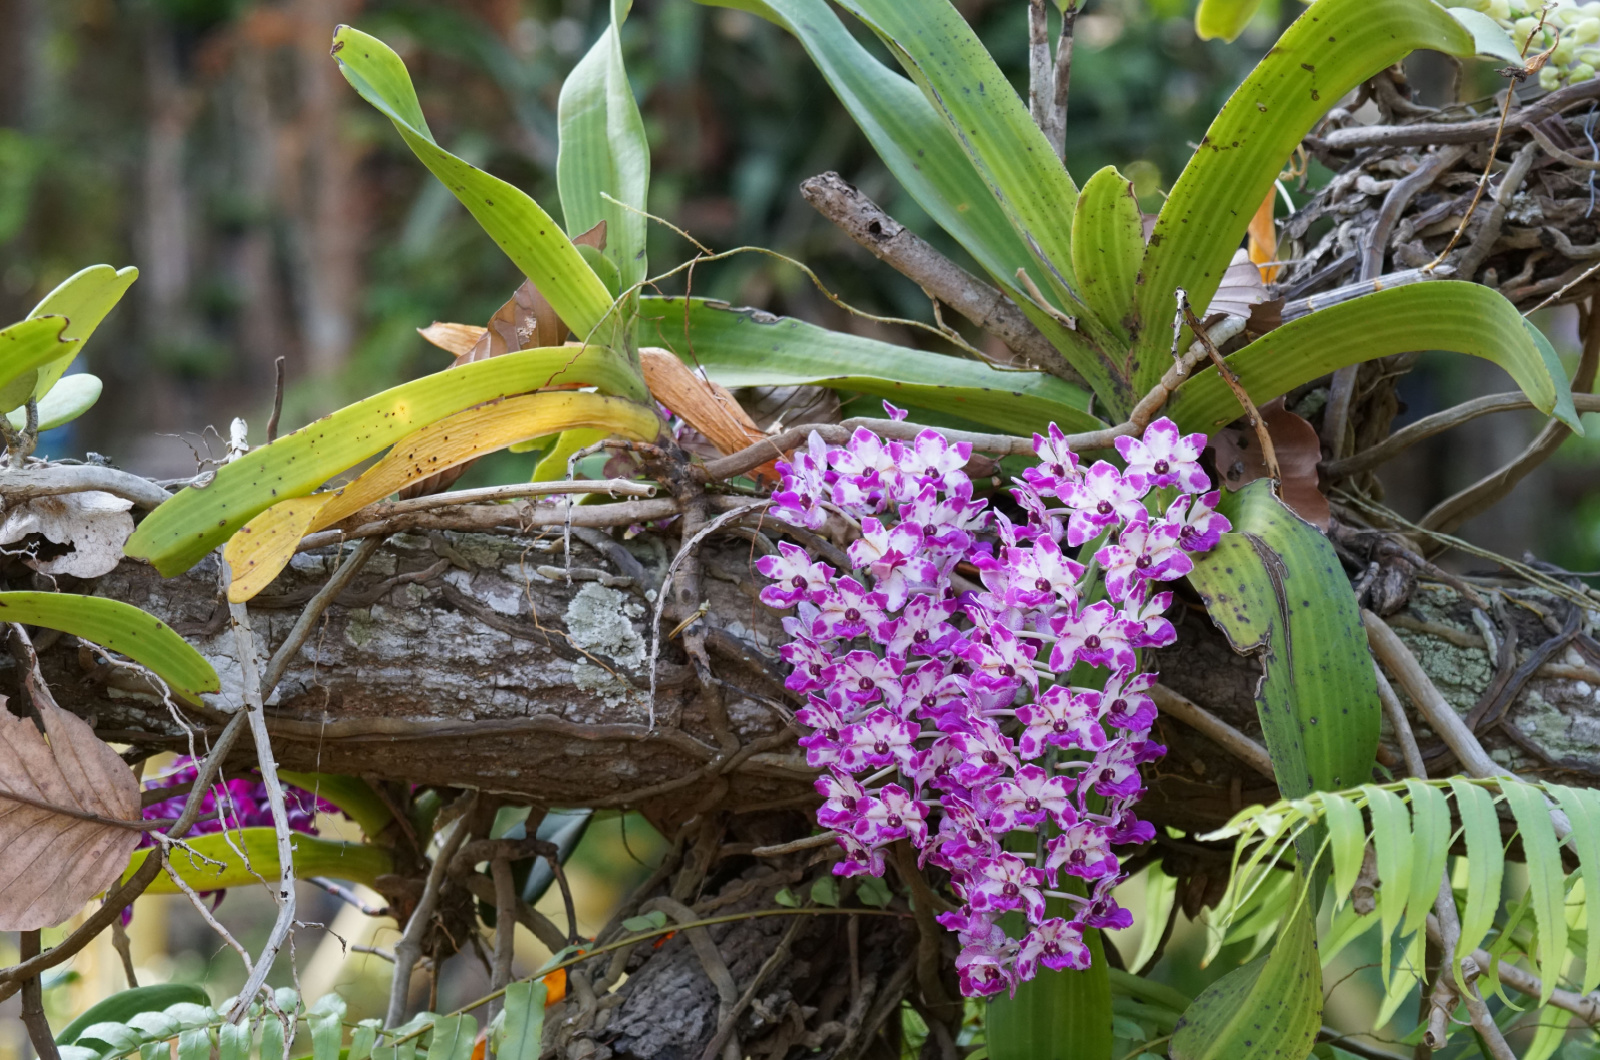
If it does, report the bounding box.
[1171,886,1321,1060]
[331,26,615,342]
[1185,482,1380,803]
[124,345,644,577]
[1072,166,1144,345]
[0,592,219,704]
[1167,282,1577,436]
[1132,0,1475,389]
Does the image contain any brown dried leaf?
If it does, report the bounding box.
[0,677,141,929]
[1210,398,1330,529]
[417,322,486,358]
[1204,248,1271,324]
[640,347,781,485]
[738,385,842,432]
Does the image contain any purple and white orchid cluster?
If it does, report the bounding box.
[755,412,1229,997]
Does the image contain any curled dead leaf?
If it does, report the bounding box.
[0,664,141,929]
[1210,398,1330,529]
[0,491,135,579]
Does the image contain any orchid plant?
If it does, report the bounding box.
[755,412,1226,997]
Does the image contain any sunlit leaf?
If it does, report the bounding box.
[1548,783,1600,992]
[6,372,102,431]
[1364,784,1413,983]
[1321,792,1367,912]
[1071,166,1144,345]
[1403,779,1451,940]
[1450,778,1505,977]
[25,264,138,403]
[275,773,394,841]
[224,391,657,601]
[1503,780,1566,1002]
[331,26,616,342]
[125,345,645,577]
[123,828,394,892]
[1373,927,1424,1029]
[498,982,548,1060]
[0,592,219,703]
[0,315,70,412]
[1171,886,1321,1060]
[558,0,649,291]
[1195,0,1262,41]
[1167,282,1578,436]
[1132,0,1475,389]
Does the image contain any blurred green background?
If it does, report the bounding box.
[3,0,1598,1056]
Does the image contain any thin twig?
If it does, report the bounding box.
[223,585,299,1021]
[1362,610,1508,781]
[799,173,1078,380]
[386,794,477,1027]
[1459,958,1518,1060]
[696,914,806,1060]
[1419,296,1600,534]
[307,877,387,916]
[489,857,516,1018]
[18,932,60,1060]
[1027,0,1063,155]
[1150,684,1275,779]
[1322,392,1600,479]
[111,919,138,988]
[751,832,839,857]
[163,856,255,973]
[266,357,286,444]
[1373,665,1427,779]
[1182,297,1278,479]
[1052,2,1077,159]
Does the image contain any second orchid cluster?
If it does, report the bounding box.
[756,414,1228,997]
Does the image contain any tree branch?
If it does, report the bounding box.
[798,173,1081,383]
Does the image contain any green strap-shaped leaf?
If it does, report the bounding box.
[123,828,394,892]
[828,0,1090,320]
[26,263,139,402]
[58,985,212,1049]
[1450,778,1506,976]
[1166,282,1579,435]
[1195,0,1263,41]
[497,982,548,1060]
[0,315,70,411]
[1523,1008,1577,1060]
[1403,779,1452,940]
[331,26,615,341]
[558,0,649,290]
[1320,904,1378,969]
[276,772,393,841]
[1503,780,1567,1002]
[1072,167,1144,346]
[1129,862,1178,974]
[6,373,102,432]
[1185,481,1380,801]
[1170,883,1321,1060]
[639,297,1104,435]
[1363,784,1413,984]
[1131,0,1475,389]
[1321,792,1367,912]
[1548,783,1600,992]
[124,345,644,576]
[988,893,1113,1060]
[427,1016,476,1060]
[0,592,219,703]
[697,0,1124,408]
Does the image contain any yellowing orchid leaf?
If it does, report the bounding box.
[224,391,659,601]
